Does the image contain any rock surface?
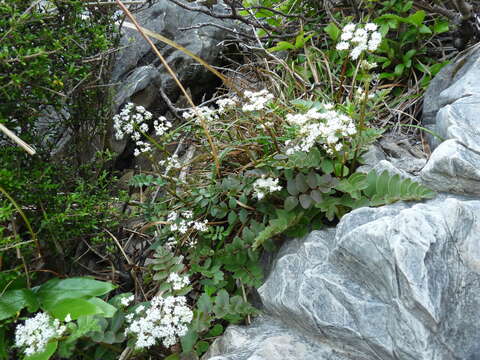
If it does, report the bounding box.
[110,0,239,157]
[204,43,480,360]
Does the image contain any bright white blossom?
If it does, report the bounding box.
[121,294,135,307]
[64,314,72,322]
[15,312,66,356]
[216,97,238,114]
[113,103,172,156]
[166,211,209,246]
[242,89,274,112]
[159,154,182,173]
[335,23,382,60]
[182,106,218,124]
[253,176,282,200]
[125,295,193,349]
[167,273,190,290]
[285,106,356,156]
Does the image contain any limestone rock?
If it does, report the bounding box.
[205,196,480,360]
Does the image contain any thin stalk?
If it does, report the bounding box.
[0,185,41,258]
[115,0,221,177]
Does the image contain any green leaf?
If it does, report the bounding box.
[324,23,341,41]
[321,159,334,174]
[284,196,299,211]
[253,210,304,249]
[299,194,313,209]
[0,289,39,320]
[36,278,116,309]
[406,10,425,27]
[86,297,117,318]
[207,323,224,337]
[419,24,432,34]
[48,298,99,320]
[25,341,57,360]
[310,190,323,203]
[433,19,449,34]
[268,41,295,52]
[295,173,309,193]
[195,340,210,355]
[287,179,299,196]
[181,329,198,354]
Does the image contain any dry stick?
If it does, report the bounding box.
[117,15,222,177]
[0,124,36,155]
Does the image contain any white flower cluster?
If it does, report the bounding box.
[15,312,66,356]
[167,272,190,290]
[242,89,274,112]
[167,210,209,235]
[121,294,135,307]
[182,106,218,124]
[336,23,382,60]
[113,103,172,156]
[253,176,282,200]
[285,106,356,155]
[159,154,182,173]
[216,97,238,114]
[125,295,193,349]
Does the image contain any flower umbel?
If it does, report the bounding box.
[253,176,282,200]
[125,295,193,349]
[336,23,382,60]
[15,312,66,356]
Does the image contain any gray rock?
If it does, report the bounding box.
[112,0,236,107]
[422,44,480,150]
[205,196,480,360]
[420,139,480,195]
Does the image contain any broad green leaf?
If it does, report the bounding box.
[48,298,99,320]
[36,278,116,309]
[0,289,39,320]
[86,297,117,318]
[25,341,57,360]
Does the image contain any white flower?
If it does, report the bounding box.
[335,23,382,60]
[216,97,238,113]
[15,312,66,356]
[253,177,282,200]
[365,22,378,31]
[242,89,274,112]
[284,107,356,156]
[167,273,190,290]
[64,314,72,322]
[121,295,135,307]
[125,295,193,349]
[336,41,350,51]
